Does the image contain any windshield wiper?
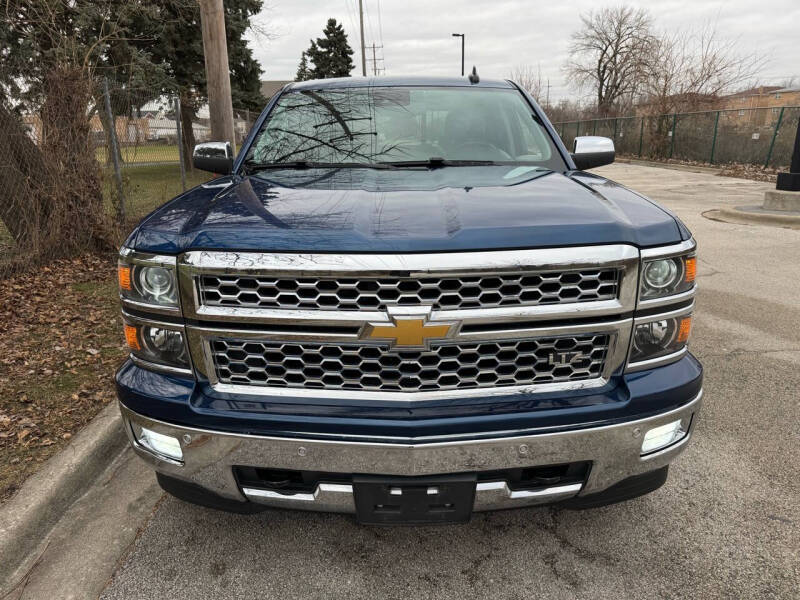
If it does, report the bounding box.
[380,157,498,169]
[243,160,391,172]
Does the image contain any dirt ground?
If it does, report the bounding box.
[0,253,125,502]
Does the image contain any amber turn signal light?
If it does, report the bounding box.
[118,265,132,291]
[676,317,692,343]
[684,257,696,284]
[124,324,140,351]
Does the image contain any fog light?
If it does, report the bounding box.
[137,426,183,461]
[641,419,686,454]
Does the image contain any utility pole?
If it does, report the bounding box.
[198,0,235,150]
[451,33,465,76]
[358,0,367,76]
[546,79,551,108]
[367,43,384,76]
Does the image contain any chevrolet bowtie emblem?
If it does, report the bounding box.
[365,318,455,349]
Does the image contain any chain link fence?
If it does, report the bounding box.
[554,106,800,169]
[97,83,260,223]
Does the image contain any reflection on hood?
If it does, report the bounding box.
[132,166,682,254]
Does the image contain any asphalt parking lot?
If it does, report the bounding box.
[94,163,800,599]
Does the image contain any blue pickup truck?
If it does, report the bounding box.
[116,76,701,524]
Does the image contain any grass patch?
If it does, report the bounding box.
[96,143,180,164]
[72,279,118,297]
[104,163,212,220]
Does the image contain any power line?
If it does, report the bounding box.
[362,0,385,75]
[363,0,375,45]
[376,0,384,47]
[343,1,359,54]
[375,0,385,72]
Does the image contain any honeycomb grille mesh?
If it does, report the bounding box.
[198,269,619,311]
[211,335,609,392]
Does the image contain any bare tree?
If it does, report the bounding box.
[511,64,543,102]
[641,23,767,115]
[565,6,654,115]
[545,99,594,123]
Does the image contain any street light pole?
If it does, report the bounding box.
[452,33,464,76]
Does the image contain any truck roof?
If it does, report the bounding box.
[286,76,516,92]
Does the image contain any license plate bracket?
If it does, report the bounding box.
[353,474,477,525]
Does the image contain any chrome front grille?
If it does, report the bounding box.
[197,269,620,311]
[181,247,640,400]
[210,335,610,393]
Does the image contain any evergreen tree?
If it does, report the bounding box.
[224,0,268,110]
[305,19,355,79]
[295,51,312,81]
[144,0,266,112]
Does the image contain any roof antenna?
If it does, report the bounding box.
[468,66,479,84]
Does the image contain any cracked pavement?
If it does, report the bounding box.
[99,164,799,600]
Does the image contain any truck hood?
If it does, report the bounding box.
[131,166,685,254]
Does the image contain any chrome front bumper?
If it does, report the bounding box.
[120,390,701,513]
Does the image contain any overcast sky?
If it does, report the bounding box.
[245,0,799,101]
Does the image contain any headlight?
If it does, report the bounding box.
[640,253,696,300]
[118,249,180,310]
[124,320,190,371]
[643,259,679,289]
[629,313,692,366]
[138,267,177,304]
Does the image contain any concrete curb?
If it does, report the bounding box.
[710,206,800,229]
[0,401,126,591]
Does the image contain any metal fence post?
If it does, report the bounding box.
[669,113,677,159]
[613,118,618,141]
[764,107,785,168]
[638,117,644,157]
[710,111,720,164]
[593,119,597,135]
[174,96,187,192]
[103,78,125,224]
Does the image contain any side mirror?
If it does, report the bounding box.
[570,136,615,170]
[193,141,234,175]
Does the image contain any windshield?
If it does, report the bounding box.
[245,86,566,170]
